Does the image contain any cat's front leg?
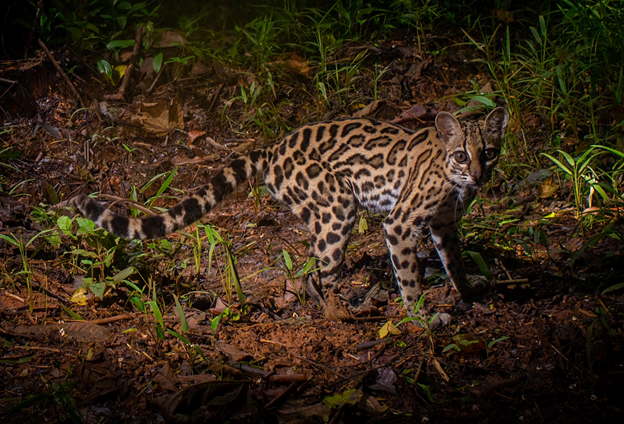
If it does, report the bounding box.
[429,216,489,298]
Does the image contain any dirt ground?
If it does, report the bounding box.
[1,36,624,424]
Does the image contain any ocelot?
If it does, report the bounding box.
[74,107,508,319]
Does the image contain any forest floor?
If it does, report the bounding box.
[1,34,624,424]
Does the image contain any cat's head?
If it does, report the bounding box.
[436,107,509,186]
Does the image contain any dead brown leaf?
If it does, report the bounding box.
[538,176,559,198]
[132,97,185,134]
[187,130,206,144]
[215,340,253,362]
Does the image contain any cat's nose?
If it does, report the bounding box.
[470,170,481,181]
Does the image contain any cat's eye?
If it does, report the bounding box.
[453,151,468,163]
[484,148,498,160]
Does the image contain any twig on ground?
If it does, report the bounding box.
[265,381,303,408]
[14,345,61,353]
[205,136,234,152]
[469,373,526,397]
[355,337,395,350]
[495,278,530,285]
[95,194,157,216]
[38,39,85,108]
[228,361,307,383]
[106,25,145,101]
[0,77,18,84]
[206,83,224,114]
[66,314,133,325]
[145,65,165,94]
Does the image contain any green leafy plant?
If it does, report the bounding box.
[543,147,613,219]
[486,336,509,357]
[235,14,282,71]
[0,229,55,307]
[184,224,246,309]
[396,293,438,330]
[210,306,241,333]
[9,380,82,423]
[56,215,136,299]
[281,249,318,307]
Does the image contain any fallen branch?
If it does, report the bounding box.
[14,345,61,353]
[355,337,395,350]
[266,374,308,383]
[145,65,165,94]
[469,373,526,397]
[106,25,145,101]
[38,38,85,108]
[0,77,18,84]
[265,381,303,408]
[227,361,267,376]
[206,83,224,114]
[228,361,307,383]
[205,136,234,152]
[495,278,530,285]
[66,314,132,325]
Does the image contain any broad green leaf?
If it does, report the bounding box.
[417,383,435,402]
[89,282,106,300]
[469,95,495,107]
[57,215,72,234]
[210,315,221,332]
[116,15,127,29]
[97,59,113,78]
[172,293,189,333]
[167,328,191,344]
[0,234,18,247]
[106,39,136,49]
[602,283,624,295]
[129,295,146,313]
[442,343,460,353]
[542,153,572,175]
[487,336,509,349]
[60,304,84,320]
[146,300,164,328]
[466,251,493,279]
[282,249,293,271]
[76,217,96,235]
[113,267,136,283]
[153,52,163,74]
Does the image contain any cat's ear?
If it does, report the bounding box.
[484,107,509,139]
[435,111,462,144]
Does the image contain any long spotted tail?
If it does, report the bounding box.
[74,149,270,239]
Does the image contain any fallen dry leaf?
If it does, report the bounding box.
[187,130,206,144]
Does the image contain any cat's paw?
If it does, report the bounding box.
[323,291,353,321]
[463,274,490,296]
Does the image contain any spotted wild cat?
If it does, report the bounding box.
[74,107,509,319]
